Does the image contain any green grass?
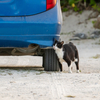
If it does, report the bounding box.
[79,11,83,14]
[92,54,100,59]
[62,8,68,12]
[92,20,96,25]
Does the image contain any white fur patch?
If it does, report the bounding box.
[74,58,78,62]
[62,62,67,72]
[53,44,64,59]
[68,63,72,73]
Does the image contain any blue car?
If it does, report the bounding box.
[0,0,62,71]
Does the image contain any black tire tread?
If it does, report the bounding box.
[43,48,59,71]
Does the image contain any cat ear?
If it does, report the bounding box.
[61,41,64,45]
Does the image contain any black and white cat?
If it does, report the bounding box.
[53,39,79,73]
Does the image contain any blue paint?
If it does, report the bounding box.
[0,0,46,16]
[0,0,62,48]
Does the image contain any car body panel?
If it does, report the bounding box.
[0,0,46,16]
[0,0,62,48]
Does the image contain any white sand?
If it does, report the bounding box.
[0,11,100,100]
[0,70,100,100]
[61,10,99,34]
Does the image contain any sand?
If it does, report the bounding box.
[0,11,100,100]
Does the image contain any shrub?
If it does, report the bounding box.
[60,0,100,12]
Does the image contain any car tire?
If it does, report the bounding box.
[43,48,60,71]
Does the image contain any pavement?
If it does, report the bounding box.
[0,56,42,67]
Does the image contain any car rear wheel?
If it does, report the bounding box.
[43,48,60,71]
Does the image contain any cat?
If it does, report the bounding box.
[53,39,79,73]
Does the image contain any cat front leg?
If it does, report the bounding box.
[59,59,67,72]
[58,61,62,71]
[62,62,68,72]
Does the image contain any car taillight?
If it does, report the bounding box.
[46,0,57,10]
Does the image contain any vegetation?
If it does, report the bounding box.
[60,0,100,12]
[92,54,100,59]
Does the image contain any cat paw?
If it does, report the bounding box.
[76,70,80,73]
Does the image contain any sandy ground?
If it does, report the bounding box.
[0,11,100,100]
[61,10,99,34]
[0,69,100,100]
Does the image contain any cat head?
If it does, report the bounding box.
[53,39,64,50]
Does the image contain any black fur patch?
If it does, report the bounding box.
[53,39,79,72]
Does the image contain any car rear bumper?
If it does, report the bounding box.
[0,0,62,48]
[0,35,60,48]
